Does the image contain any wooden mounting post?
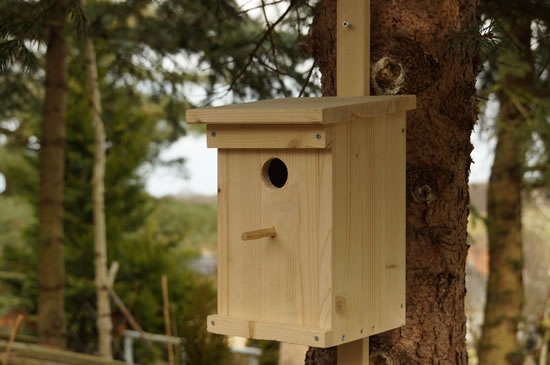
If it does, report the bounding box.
[336,0,370,363]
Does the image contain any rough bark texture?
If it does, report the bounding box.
[477,18,531,365]
[306,0,478,363]
[84,26,113,359]
[38,0,69,348]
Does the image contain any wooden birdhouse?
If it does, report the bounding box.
[186,95,415,348]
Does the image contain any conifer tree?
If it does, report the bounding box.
[37,0,70,347]
[306,0,478,363]
[1,0,317,352]
[476,0,550,363]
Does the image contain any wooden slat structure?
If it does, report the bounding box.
[187,95,414,349]
[336,0,371,361]
[187,96,415,125]
[186,0,415,362]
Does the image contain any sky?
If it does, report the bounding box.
[144,126,494,197]
[143,0,495,197]
[0,121,493,197]
[0,0,494,197]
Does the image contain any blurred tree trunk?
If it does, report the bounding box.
[83,9,113,358]
[306,0,477,363]
[38,0,69,348]
[477,17,532,365]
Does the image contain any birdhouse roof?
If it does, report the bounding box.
[186,95,415,125]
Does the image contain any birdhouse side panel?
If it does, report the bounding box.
[379,111,406,329]
[217,149,333,331]
[330,112,406,344]
[331,119,379,344]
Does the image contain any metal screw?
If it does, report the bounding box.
[316,133,322,140]
[372,326,375,331]
[401,128,405,134]
[341,335,346,341]
[360,329,364,334]
[211,321,215,326]
[314,336,319,342]
[343,20,351,28]
[211,131,217,137]
[401,303,404,308]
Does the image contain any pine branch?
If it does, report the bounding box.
[225,2,295,97]
[0,40,40,73]
[298,61,316,97]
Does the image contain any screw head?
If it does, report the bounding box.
[343,20,351,28]
[211,131,217,137]
[360,329,364,334]
[211,321,215,326]
[401,128,405,134]
[401,303,404,308]
[316,133,322,140]
[314,336,319,342]
[341,335,346,341]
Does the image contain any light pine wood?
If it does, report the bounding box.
[337,339,369,365]
[217,150,230,316]
[217,149,333,332]
[337,0,370,96]
[207,315,330,347]
[208,108,408,348]
[379,112,407,329]
[186,96,415,125]
[336,0,371,361]
[241,226,277,241]
[193,0,413,343]
[206,125,331,149]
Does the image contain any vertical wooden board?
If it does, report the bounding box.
[372,114,387,333]
[226,151,263,319]
[337,0,370,96]
[379,112,407,329]
[223,149,330,330]
[331,121,350,339]
[217,149,229,315]
[338,338,370,365]
[259,149,301,324]
[258,149,332,328]
[351,117,377,336]
[318,149,334,330]
[332,119,379,341]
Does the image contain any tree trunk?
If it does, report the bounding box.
[477,18,532,365]
[306,0,478,363]
[83,20,113,359]
[38,0,69,348]
[478,98,523,365]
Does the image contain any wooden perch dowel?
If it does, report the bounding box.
[241,226,276,241]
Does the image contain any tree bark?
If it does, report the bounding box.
[38,0,69,348]
[83,18,113,359]
[306,0,478,363]
[477,18,532,365]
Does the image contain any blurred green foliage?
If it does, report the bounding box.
[0,0,321,362]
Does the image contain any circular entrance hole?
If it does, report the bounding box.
[263,158,288,188]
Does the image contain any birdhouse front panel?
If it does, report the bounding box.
[186,96,416,348]
[216,148,333,331]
